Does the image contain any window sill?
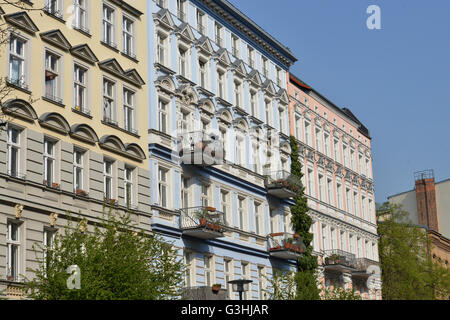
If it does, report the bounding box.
[102,120,140,138]
[72,25,91,37]
[43,10,65,23]
[42,96,65,108]
[100,40,119,52]
[72,107,93,119]
[121,51,138,63]
[6,80,31,95]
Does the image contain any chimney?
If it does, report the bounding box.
[414,170,439,232]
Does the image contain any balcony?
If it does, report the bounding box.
[323,249,357,272]
[352,258,380,278]
[264,170,301,199]
[178,131,224,166]
[268,232,305,260]
[180,206,226,240]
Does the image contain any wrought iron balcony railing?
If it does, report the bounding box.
[180,206,226,239]
[177,131,224,166]
[268,232,305,260]
[354,257,380,272]
[323,249,357,270]
[264,170,301,198]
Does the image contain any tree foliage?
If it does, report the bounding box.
[289,136,320,299]
[377,202,450,300]
[25,207,184,300]
[322,285,362,300]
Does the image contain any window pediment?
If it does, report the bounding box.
[38,112,70,134]
[276,88,289,105]
[153,8,175,30]
[176,22,196,44]
[214,48,231,67]
[40,29,72,51]
[262,80,276,96]
[70,124,99,144]
[196,36,214,56]
[155,75,176,96]
[198,97,215,115]
[231,59,247,77]
[176,85,199,106]
[2,99,37,122]
[216,108,232,125]
[99,135,145,161]
[4,11,39,34]
[233,117,249,132]
[124,69,145,86]
[247,69,262,87]
[70,44,99,64]
[98,58,126,77]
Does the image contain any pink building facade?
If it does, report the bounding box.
[287,73,382,299]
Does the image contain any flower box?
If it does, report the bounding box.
[211,284,221,292]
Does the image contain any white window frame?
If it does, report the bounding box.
[122,15,135,58]
[7,126,21,178]
[73,63,88,114]
[124,166,134,208]
[224,259,233,299]
[158,98,169,134]
[44,50,62,102]
[238,196,246,231]
[73,149,84,192]
[123,87,136,133]
[103,159,114,200]
[6,221,21,282]
[43,138,56,187]
[158,166,169,208]
[73,0,89,32]
[103,77,116,124]
[204,254,214,286]
[102,3,116,47]
[8,34,27,88]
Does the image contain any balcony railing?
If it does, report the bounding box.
[323,249,357,271]
[177,131,224,166]
[264,170,301,199]
[353,258,380,278]
[268,232,305,260]
[180,206,226,239]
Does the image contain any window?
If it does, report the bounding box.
[184,251,195,287]
[45,0,62,17]
[345,188,351,213]
[241,262,250,299]
[157,33,167,65]
[368,199,374,223]
[176,0,186,21]
[201,184,209,207]
[221,190,229,224]
[336,183,342,209]
[43,227,56,271]
[315,128,322,152]
[6,221,20,281]
[73,64,88,114]
[224,259,233,299]
[73,0,88,32]
[122,16,135,57]
[196,9,206,34]
[102,4,116,47]
[123,88,135,133]
[44,139,56,187]
[340,231,346,251]
[343,144,348,167]
[327,178,333,206]
[238,196,245,230]
[7,127,21,178]
[104,159,114,200]
[276,67,282,87]
[181,176,190,208]
[353,191,359,216]
[235,135,244,166]
[234,81,242,106]
[358,153,364,175]
[252,143,260,174]
[357,237,363,258]
[103,78,116,124]
[269,208,276,233]
[331,228,337,249]
[307,168,314,197]
[304,121,311,146]
[44,51,61,102]
[217,70,225,99]
[124,166,133,208]
[247,46,254,67]
[231,35,239,57]
[324,132,330,156]
[321,224,328,251]
[295,115,302,141]
[349,234,355,254]
[254,202,261,235]
[215,23,223,46]
[158,167,168,207]
[158,99,168,134]
[278,107,285,133]
[178,47,187,77]
[258,266,266,300]
[318,174,324,202]
[262,57,268,77]
[333,139,340,162]
[198,59,208,88]
[283,213,289,234]
[265,100,271,125]
[250,90,257,117]
[361,196,366,220]
[8,35,27,88]
[204,255,214,286]
[73,149,84,192]
[366,158,370,177]
[350,149,356,171]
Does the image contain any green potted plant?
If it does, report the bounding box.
[211,283,221,292]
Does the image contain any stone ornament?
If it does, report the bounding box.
[14,204,24,219]
[50,212,58,226]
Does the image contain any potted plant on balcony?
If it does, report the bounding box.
[211,283,221,293]
[76,188,87,197]
[325,253,341,265]
[52,182,59,189]
[195,208,210,227]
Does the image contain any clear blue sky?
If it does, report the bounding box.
[228,0,450,204]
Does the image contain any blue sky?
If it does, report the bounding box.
[228,0,450,203]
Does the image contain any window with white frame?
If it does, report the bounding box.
[123,88,135,133]
[357,237,363,258]
[238,196,246,231]
[235,134,244,166]
[178,46,187,77]
[343,144,348,167]
[262,57,268,77]
[295,115,302,141]
[264,99,271,125]
[278,107,285,133]
[331,227,337,249]
[340,230,346,251]
[8,35,27,88]
[7,126,21,178]
[156,33,167,65]
[124,166,134,208]
[258,266,266,300]
[315,128,322,153]
[241,262,250,299]
[43,227,56,271]
[358,153,364,175]
[336,182,342,209]
[73,63,88,114]
[103,159,114,200]
[304,120,311,146]
[307,168,314,197]
[224,259,233,299]
[349,234,355,254]
[321,224,328,251]
[327,177,333,206]
[181,176,190,208]
[251,142,260,174]
[234,80,242,107]
[250,90,257,117]
[324,132,331,156]
[103,78,115,124]
[44,51,61,102]
[221,190,229,224]
[201,183,209,207]
[217,69,225,99]
[318,173,324,202]
[184,250,195,287]
[73,149,84,192]
[122,16,135,57]
[6,221,21,281]
[353,191,359,216]
[368,199,374,223]
[158,166,168,208]
[254,201,261,235]
[196,9,206,34]
[365,157,370,177]
[44,138,56,187]
[176,0,186,21]
[283,212,290,234]
[231,34,239,57]
[361,195,366,220]
[269,208,276,233]
[214,22,223,47]
[73,0,88,32]
[276,66,282,87]
[198,58,208,89]
[158,98,168,134]
[102,4,115,47]
[350,148,356,171]
[333,139,340,162]
[247,46,254,68]
[45,0,62,17]
[204,255,214,286]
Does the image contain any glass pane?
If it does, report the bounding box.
[10,224,18,241]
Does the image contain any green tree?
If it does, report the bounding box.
[322,286,362,300]
[25,206,184,300]
[377,202,450,300]
[289,135,320,300]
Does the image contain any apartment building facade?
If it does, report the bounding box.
[288,73,381,299]
[0,0,151,299]
[147,0,299,299]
